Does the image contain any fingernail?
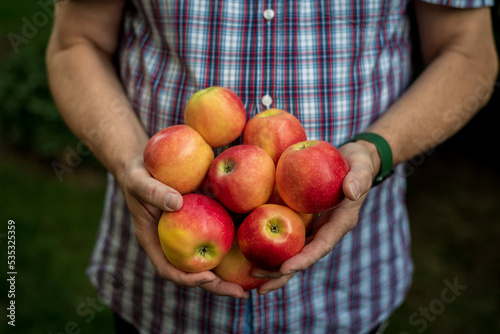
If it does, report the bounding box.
[165,193,182,211]
[350,181,360,200]
[253,273,267,278]
[251,270,266,278]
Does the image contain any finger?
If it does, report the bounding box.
[339,143,374,201]
[129,164,183,211]
[257,273,296,295]
[134,222,216,286]
[250,267,283,279]
[279,219,347,275]
[199,278,250,299]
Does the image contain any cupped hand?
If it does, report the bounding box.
[252,141,378,295]
[117,155,249,299]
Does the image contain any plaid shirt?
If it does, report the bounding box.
[87,0,493,333]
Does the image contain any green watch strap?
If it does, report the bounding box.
[344,132,394,186]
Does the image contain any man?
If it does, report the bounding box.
[46,0,497,333]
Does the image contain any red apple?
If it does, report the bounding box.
[276,140,349,213]
[207,145,275,213]
[243,108,307,165]
[157,193,234,272]
[237,204,305,269]
[144,125,214,194]
[184,87,247,148]
[213,237,269,291]
[266,186,315,235]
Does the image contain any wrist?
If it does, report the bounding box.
[344,132,394,186]
[106,131,149,184]
[112,149,146,186]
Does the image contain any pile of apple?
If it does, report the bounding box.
[143,87,349,290]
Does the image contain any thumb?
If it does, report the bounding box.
[164,190,183,211]
[342,164,373,201]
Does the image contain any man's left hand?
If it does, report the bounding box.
[251,141,378,295]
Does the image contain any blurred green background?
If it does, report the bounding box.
[0,2,499,333]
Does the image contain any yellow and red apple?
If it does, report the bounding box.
[158,193,234,272]
[143,125,214,194]
[184,86,247,148]
[243,108,307,165]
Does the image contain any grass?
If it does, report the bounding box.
[0,0,53,61]
[0,152,113,334]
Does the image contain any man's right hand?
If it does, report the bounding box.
[47,0,248,299]
[117,156,250,299]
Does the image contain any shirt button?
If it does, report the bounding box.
[263,9,275,21]
[261,94,273,108]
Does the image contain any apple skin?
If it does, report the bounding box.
[266,186,314,235]
[207,145,275,213]
[243,108,307,165]
[157,193,234,273]
[184,87,247,148]
[212,237,269,291]
[237,204,306,270]
[195,177,215,198]
[276,140,349,213]
[143,125,214,194]
[298,212,315,235]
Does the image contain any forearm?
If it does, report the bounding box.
[46,40,148,178]
[368,46,497,167]
[364,4,497,172]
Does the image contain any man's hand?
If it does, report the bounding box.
[117,155,250,299]
[251,141,378,294]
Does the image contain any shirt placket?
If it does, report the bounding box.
[260,1,276,110]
